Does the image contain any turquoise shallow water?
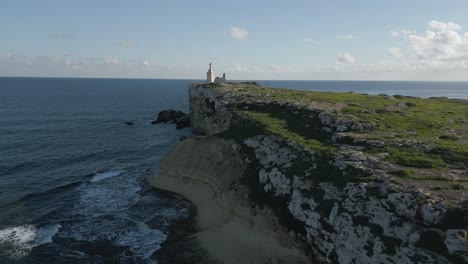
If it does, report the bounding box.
[0,78,466,263]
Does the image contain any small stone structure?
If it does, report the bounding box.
[206,63,226,84]
[214,73,226,84]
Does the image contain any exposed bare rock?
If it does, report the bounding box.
[151,83,467,264]
[154,109,186,123]
[445,229,468,261]
[152,109,191,129]
[189,85,232,135]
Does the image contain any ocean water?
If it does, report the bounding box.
[0,78,193,263]
[0,78,467,263]
[266,80,468,99]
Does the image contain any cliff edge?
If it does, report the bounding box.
[150,82,467,264]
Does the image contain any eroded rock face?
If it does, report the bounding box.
[155,84,466,264]
[445,229,468,261]
[189,84,232,135]
[242,135,463,264]
[175,115,191,129]
[150,137,311,264]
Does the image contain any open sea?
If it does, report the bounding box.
[0,77,467,263]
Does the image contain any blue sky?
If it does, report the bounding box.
[1,0,468,80]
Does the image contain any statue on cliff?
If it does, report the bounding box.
[206,63,215,83]
[206,63,227,84]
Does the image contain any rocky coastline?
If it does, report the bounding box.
[149,82,467,264]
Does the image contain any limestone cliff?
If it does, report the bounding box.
[150,137,310,264]
[150,82,468,264]
[149,137,245,229]
[189,84,232,135]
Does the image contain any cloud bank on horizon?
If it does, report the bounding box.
[1,1,468,81]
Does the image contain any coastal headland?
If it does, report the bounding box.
[149,82,467,264]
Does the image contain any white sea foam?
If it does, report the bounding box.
[79,172,141,216]
[59,169,166,262]
[115,221,167,260]
[59,217,165,263]
[0,224,61,259]
[90,170,123,182]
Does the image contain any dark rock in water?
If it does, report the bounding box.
[152,109,191,129]
[175,115,191,130]
[179,136,189,142]
[124,121,134,126]
[153,109,186,123]
[155,110,172,123]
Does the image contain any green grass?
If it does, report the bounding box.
[223,106,380,186]
[224,109,369,186]
[195,83,219,88]
[429,140,468,164]
[228,86,467,139]
[223,85,467,169]
[385,149,447,169]
[238,109,333,153]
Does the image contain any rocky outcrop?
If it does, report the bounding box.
[154,109,186,123]
[174,115,190,129]
[189,84,232,135]
[152,109,191,129]
[242,135,466,263]
[151,83,467,264]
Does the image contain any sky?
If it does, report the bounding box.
[1,0,468,80]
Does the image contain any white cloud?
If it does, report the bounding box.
[337,34,357,40]
[230,26,248,40]
[387,47,403,58]
[389,29,415,38]
[3,21,468,80]
[0,52,14,59]
[384,20,468,77]
[406,20,468,61]
[141,60,152,71]
[336,52,355,64]
[103,58,119,65]
[301,38,320,45]
[428,20,462,31]
[0,52,200,78]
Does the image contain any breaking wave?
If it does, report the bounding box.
[0,224,61,259]
[90,171,123,183]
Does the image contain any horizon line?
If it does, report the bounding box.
[1,76,468,83]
